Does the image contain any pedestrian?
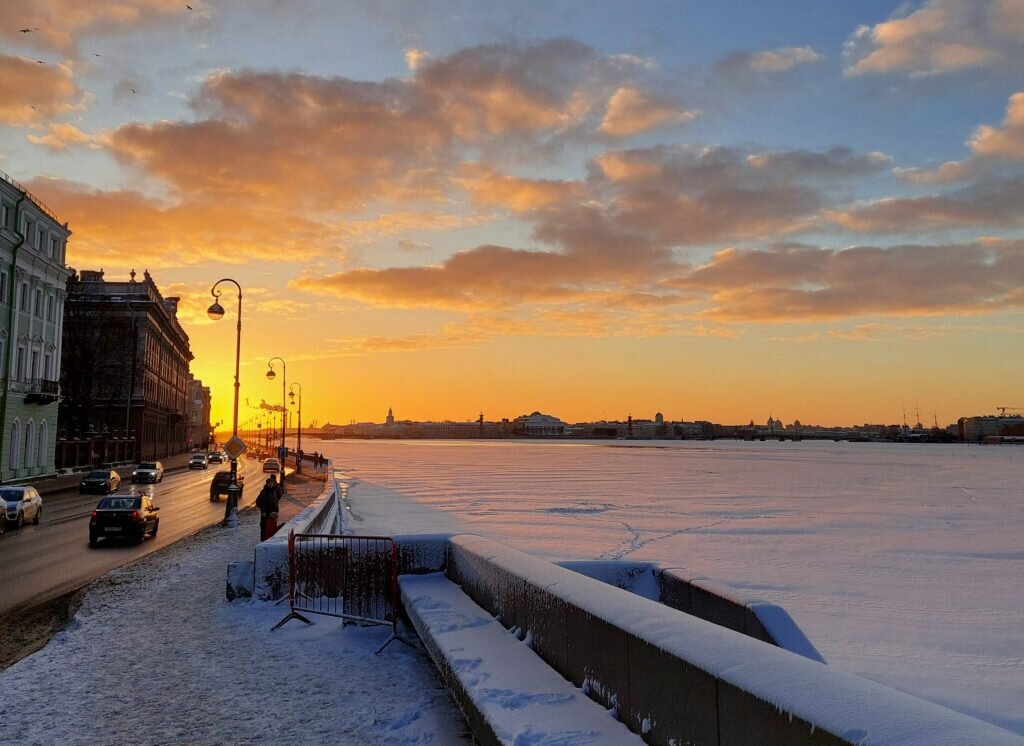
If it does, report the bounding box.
[255,477,279,541]
[319,453,326,470]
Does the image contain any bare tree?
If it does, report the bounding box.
[59,278,140,438]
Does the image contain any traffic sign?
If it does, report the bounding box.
[278,446,288,460]
[223,435,247,460]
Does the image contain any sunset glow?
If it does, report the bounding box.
[5,0,1024,427]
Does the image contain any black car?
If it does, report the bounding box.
[89,494,160,546]
[79,470,121,495]
[210,471,244,501]
[208,451,223,464]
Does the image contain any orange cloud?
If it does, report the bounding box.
[0,56,85,126]
[1,0,200,54]
[292,244,612,311]
[456,164,584,212]
[970,91,1024,158]
[844,0,1018,76]
[98,40,686,219]
[598,87,695,137]
[26,122,93,150]
[28,177,345,268]
[677,240,1024,322]
[747,46,823,72]
[826,179,1024,233]
[104,71,452,212]
[415,39,598,140]
[571,145,891,250]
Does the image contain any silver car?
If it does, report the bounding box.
[0,486,43,529]
[132,461,164,483]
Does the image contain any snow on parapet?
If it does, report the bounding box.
[557,559,826,663]
[445,534,1024,745]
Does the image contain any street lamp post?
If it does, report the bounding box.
[207,278,243,527]
[289,382,302,472]
[266,357,286,488]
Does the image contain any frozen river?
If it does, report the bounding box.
[315,438,1024,735]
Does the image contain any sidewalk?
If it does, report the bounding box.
[0,508,468,745]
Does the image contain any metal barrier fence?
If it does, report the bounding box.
[272,531,400,653]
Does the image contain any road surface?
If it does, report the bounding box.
[0,458,265,616]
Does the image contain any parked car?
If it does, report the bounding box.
[208,451,223,464]
[188,453,209,470]
[131,461,164,484]
[209,471,245,501]
[0,486,43,528]
[80,470,121,495]
[262,458,281,474]
[88,494,160,546]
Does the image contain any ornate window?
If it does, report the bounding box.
[8,421,18,469]
[38,420,48,467]
[24,420,34,469]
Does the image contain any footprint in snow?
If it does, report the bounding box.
[478,688,575,710]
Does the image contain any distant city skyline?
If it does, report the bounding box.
[4,1,1024,428]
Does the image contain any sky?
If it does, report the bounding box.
[3,0,1024,428]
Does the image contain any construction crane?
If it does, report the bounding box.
[996,406,1024,415]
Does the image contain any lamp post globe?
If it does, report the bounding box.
[207,301,225,321]
[266,369,276,381]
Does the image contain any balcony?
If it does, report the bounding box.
[13,378,60,404]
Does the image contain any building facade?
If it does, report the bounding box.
[0,172,73,482]
[59,269,193,465]
[187,374,212,450]
[958,415,1024,442]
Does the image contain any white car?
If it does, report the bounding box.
[0,486,43,530]
[262,458,281,474]
[188,453,209,470]
[132,461,164,483]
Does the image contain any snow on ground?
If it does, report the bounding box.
[0,508,467,746]
[321,438,1024,736]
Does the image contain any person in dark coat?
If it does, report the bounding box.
[255,477,279,541]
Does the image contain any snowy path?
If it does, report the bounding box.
[0,509,467,746]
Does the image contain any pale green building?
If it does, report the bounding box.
[0,171,72,482]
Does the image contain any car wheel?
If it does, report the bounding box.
[32,507,40,525]
[135,528,146,544]
[151,519,159,537]
[88,534,97,547]
[15,512,23,529]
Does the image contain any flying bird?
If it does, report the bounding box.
[131,88,136,94]
[93,53,102,57]
[36,60,45,64]
[186,4,193,10]
[19,28,38,33]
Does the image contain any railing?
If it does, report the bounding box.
[9,377,59,396]
[0,169,62,226]
[272,531,400,653]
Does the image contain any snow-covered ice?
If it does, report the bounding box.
[317,438,1024,736]
[0,508,467,746]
